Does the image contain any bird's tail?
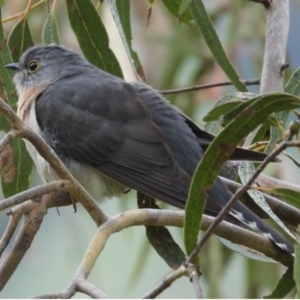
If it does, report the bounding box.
[208,178,294,255]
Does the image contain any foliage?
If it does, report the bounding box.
[0,0,299,298]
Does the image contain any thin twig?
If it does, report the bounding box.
[76,276,108,299]
[244,0,289,147]
[2,0,45,23]
[0,180,70,212]
[187,264,203,299]
[0,129,21,153]
[0,200,38,258]
[0,206,26,256]
[160,78,260,95]
[0,198,48,291]
[23,0,35,19]
[31,206,293,298]
[186,140,298,264]
[142,265,187,298]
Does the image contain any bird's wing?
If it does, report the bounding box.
[181,112,278,162]
[35,76,191,207]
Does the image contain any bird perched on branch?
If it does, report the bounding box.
[5,44,294,256]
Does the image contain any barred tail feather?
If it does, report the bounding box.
[208,179,294,255]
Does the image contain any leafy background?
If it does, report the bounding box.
[0,0,300,298]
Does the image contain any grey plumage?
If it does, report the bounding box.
[6,44,294,255]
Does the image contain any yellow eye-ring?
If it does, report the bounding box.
[28,60,39,73]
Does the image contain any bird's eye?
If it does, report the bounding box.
[28,60,39,73]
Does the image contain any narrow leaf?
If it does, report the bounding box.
[0,10,33,197]
[271,187,300,210]
[66,0,123,78]
[146,226,186,270]
[8,17,34,62]
[138,193,186,269]
[161,0,193,24]
[203,101,241,122]
[223,93,300,126]
[185,93,300,256]
[179,0,192,23]
[284,67,300,96]
[110,0,146,80]
[239,162,296,241]
[294,245,300,298]
[264,264,295,298]
[282,152,300,169]
[188,0,246,92]
[204,93,249,135]
[42,13,60,44]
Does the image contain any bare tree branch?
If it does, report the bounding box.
[258,173,300,191]
[187,264,203,299]
[0,129,21,152]
[0,197,48,290]
[29,206,292,299]
[260,0,289,94]
[0,180,70,212]
[76,276,108,299]
[244,0,289,147]
[160,78,260,95]
[142,265,187,299]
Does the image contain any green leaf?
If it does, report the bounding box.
[42,13,60,44]
[0,140,32,198]
[111,0,146,80]
[282,152,300,169]
[234,94,300,240]
[184,92,300,256]
[295,245,300,298]
[284,67,300,96]
[0,9,33,198]
[66,0,123,78]
[203,101,242,122]
[271,188,300,210]
[204,93,246,135]
[204,92,258,135]
[223,93,300,126]
[137,193,185,269]
[265,116,284,130]
[264,265,295,298]
[251,124,270,145]
[239,162,296,241]
[179,0,192,23]
[146,225,186,270]
[161,0,193,24]
[8,17,34,62]
[188,0,246,92]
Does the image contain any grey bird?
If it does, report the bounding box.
[5,44,294,255]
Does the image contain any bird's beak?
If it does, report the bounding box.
[5,62,20,71]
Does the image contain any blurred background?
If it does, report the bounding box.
[0,0,300,298]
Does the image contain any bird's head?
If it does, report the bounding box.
[5,44,93,96]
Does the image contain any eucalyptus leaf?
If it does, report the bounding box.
[188,0,246,92]
[66,0,123,77]
[0,10,33,198]
[185,93,300,256]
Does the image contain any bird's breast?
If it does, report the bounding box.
[17,91,127,202]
